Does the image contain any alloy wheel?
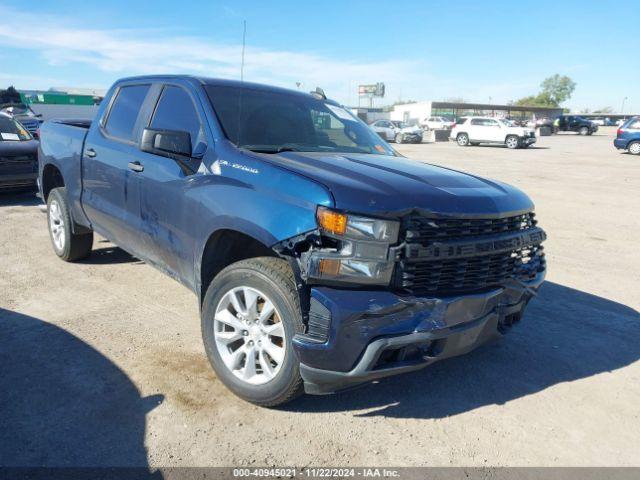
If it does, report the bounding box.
[213,286,286,385]
[506,137,519,149]
[49,200,65,251]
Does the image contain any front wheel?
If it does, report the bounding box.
[456,133,469,146]
[201,257,304,407]
[505,135,520,149]
[579,126,589,136]
[628,141,640,155]
[47,187,93,262]
[395,133,404,144]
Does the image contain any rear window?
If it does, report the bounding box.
[105,85,150,141]
[625,118,640,129]
[0,116,32,141]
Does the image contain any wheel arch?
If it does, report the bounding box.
[41,163,65,201]
[197,228,279,306]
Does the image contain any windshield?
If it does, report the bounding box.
[0,116,32,141]
[205,85,395,155]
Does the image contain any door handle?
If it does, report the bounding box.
[85,148,97,158]
[128,161,144,172]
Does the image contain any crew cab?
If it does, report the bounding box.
[0,112,38,190]
[614,116,640,155]
[555,115,598,135]
[370,119,423,143]
[38,75,546,406]
[450,116,537,149]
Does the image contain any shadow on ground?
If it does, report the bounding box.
[0,189,40,207]
[81,245,142,265]
[286,282,640,418]
[0,308,163,473]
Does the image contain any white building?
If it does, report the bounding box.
[390,102,433,125]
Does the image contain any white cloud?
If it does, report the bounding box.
[0,6,431,105]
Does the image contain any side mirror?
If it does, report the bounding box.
[140,128,192,158]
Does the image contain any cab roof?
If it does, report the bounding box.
[115,75,338,104]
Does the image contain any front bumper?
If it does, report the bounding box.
[523,136,537,145]
[294,271,545,394]
[400,132,423,142]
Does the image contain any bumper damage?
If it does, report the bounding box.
[294,271,544,395]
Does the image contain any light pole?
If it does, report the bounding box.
[621,96,628,115]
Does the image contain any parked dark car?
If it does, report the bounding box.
[614,116,640,155]
[38,75,546,406]
[0,103,42,138]
[0,112,39,190]
[554,115,598,135]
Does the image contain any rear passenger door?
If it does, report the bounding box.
[135,83,208,284]
[82,83,151,250]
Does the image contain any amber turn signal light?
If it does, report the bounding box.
[316,207,347,236]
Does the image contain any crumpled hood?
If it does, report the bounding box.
[259,151,534,217]
[400,125,422,134]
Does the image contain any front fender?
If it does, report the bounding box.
[191,153,334,286]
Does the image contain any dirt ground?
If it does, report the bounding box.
[1,127,639,468]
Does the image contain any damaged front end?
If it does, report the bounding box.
[274,207,547,394]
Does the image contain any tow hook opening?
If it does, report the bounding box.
[372,339,445,371]
[498,311,523,334]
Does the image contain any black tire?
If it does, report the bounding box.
[47,187,93,262]
[456,133,469,146]
[505,135,520,149]
[395,133,404,144]
[628,141,640,155]
[579,126,589,136]
[201,257,304,407]
[414,136,423,144]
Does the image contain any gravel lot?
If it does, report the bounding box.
[1,127,638,468]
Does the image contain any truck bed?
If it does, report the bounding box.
[38,119,92,227]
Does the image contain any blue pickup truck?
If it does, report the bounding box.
[38,75,546,406]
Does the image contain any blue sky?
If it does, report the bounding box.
[0,0,637,112]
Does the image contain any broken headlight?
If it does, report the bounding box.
[300,207,400,285]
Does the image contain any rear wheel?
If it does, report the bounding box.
[456,133,469,146]
[579,126,589,136]
[201,257,304,407]
[47,187,93,262]
[629,141,640,155]
[505,135,520,149]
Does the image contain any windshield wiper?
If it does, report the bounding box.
[239,144,305,154]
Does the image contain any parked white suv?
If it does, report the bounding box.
[450,117,536,149]
[420,116,454,130]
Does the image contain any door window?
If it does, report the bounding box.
[104,85,150,141]
[150,85,204,150]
